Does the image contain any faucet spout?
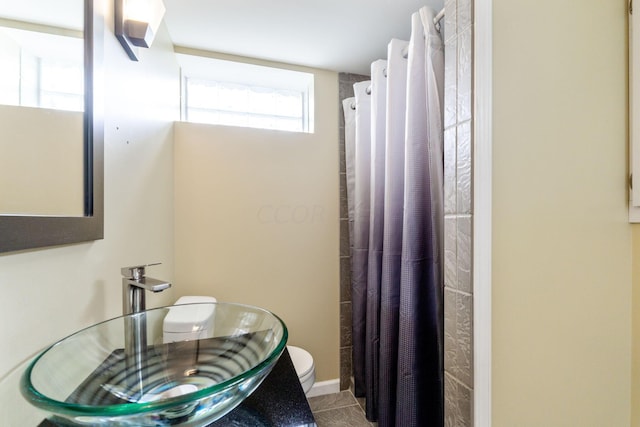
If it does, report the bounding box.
[124,276,171,293]
[121,264,171,315]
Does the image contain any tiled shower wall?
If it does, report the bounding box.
[338,72,369,390]
[443,0,474,425]
[337,0,474,419]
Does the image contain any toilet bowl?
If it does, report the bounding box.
[287,345,316,395]
[163,296,316,394]
[163,296,217,343]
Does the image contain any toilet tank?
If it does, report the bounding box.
[163,296,217,343]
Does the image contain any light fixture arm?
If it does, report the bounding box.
[115,0,166,61]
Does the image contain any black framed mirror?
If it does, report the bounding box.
[0,0,103,253]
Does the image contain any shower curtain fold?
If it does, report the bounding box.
[396,8,444,426]
[351,81,372,397]
[345,6,444,427]
[364,59,388,417]
[342,97,357,247]
[378,37,409,427]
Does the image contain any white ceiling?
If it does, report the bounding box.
[0,0,82,30]
[163,0,444,76]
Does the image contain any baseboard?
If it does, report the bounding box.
[306,379,340,398]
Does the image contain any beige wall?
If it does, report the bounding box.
[492,0,631,425]
[633,227,640,426]
[174,68,340,382]
[0,106,83,215]
[0,0,178,422]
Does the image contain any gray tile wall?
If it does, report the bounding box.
[443,0,474,425]
[338,72,369,391]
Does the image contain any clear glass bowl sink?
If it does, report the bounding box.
[21,302,287,426]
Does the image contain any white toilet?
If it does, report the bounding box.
[287,345,316,395]
[162,296,316,395]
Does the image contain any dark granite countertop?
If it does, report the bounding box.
[208,348,316,426]
[40,348,316,427]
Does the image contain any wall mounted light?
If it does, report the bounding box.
[115,0,166,61]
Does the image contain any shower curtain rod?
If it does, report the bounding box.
[434,7,445,25]
[352,6,446,102]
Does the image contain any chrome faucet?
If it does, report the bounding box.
[121,263,171,315]
[120,263,171,399]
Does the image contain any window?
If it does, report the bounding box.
[0,26,83,112]
[179,53,314,133]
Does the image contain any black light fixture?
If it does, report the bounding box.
[115,0,166,61]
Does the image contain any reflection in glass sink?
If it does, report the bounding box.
[20,303,287,426]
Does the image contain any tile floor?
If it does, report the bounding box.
[308,390,376,427]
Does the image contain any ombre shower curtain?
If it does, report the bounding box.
[344,7,444,426]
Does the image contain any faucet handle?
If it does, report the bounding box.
[120,263,161,280]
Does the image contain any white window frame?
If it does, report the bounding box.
[177,52,314,133]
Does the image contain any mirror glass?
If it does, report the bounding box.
[0,0,103,254]
[0,0,84,216]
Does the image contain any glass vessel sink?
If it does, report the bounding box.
[21,302,287,426]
